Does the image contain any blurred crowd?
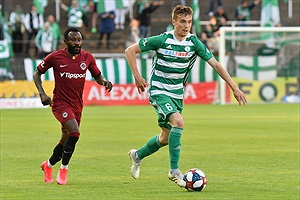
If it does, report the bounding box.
[201,0,261,53]
[1,0,267,58]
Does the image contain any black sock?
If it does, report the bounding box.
[49,143,63,166]
[62,136,79,165]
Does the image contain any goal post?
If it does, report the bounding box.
[218,26,300,105]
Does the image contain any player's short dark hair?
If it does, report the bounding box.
[64,27,82,40]
[172,5,193,21]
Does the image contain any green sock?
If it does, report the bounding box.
[169,127,183,169]
[137,135,164,159]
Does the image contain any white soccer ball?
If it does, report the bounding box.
[183,168,207,192]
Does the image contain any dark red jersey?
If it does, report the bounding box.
[37,48,101,110]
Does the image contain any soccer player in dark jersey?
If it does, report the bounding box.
[33,27,113,185]
[125,5,247,188]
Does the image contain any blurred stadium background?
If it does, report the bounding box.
[0,0,299,108]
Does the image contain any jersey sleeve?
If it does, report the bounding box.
[37,53,54,73]
[138,34,164,52]
[87,53,101,77]
[192,36,214,61]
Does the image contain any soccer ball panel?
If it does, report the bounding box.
[193,179,203,188]
[186,171,193,181]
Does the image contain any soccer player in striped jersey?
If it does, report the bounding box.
[125,5,247,188]
[33,27,113,185]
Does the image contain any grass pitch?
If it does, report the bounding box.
[0,104,299,200]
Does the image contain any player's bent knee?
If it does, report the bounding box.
[177,121,184,128]
[169,113,184,128]
[68,132,80,138]
[172,120,184,128]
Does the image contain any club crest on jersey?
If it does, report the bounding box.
[184,46,191,52]
[80,62,87,70]
[62,112,68,118]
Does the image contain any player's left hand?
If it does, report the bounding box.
[134,76,147,94]
[102,80,113,92]
[233,88,247,106]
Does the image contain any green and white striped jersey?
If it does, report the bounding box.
[67,7,84,28]
[139,30,213,99]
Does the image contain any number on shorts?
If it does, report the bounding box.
[165,103,173,111]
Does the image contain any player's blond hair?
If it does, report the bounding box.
[172,5,193,21]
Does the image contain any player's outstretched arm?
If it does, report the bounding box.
[125,43,147,94]
[33,69,52,106]
[207,57,247,105]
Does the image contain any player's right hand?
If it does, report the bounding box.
[40,93,52,107]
